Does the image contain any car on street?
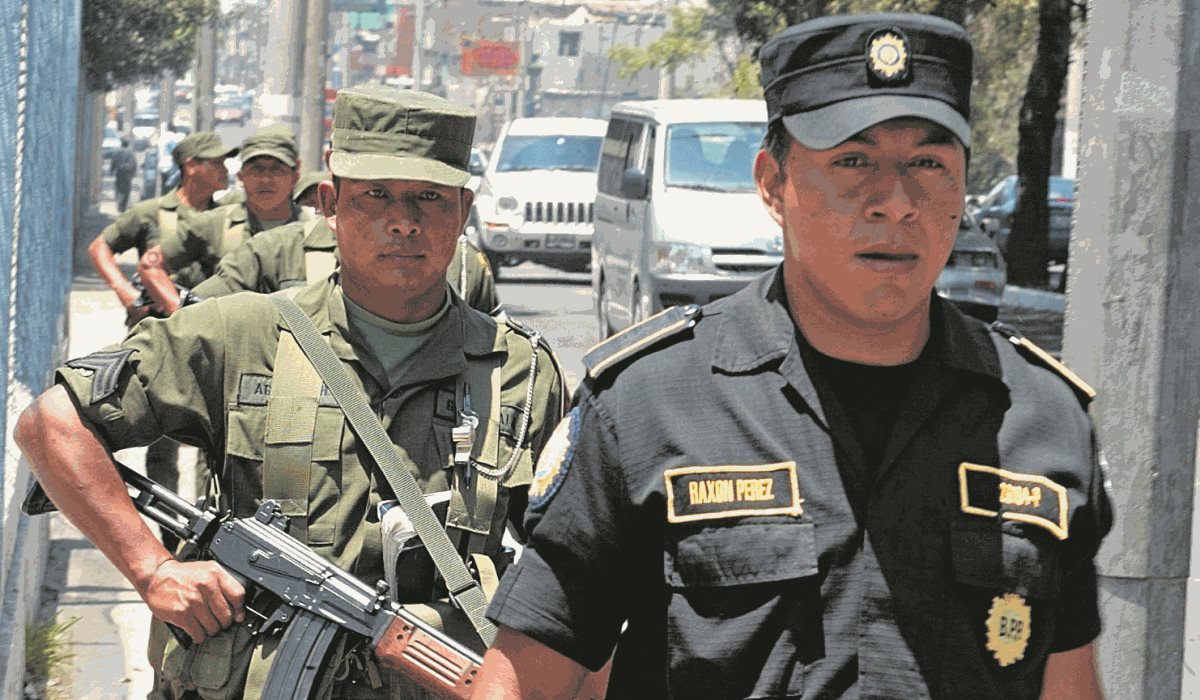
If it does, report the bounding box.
[592,99,780,337]
[936,211,1007,322]
[472,117,606,277]
[130,110,159,150]
[975,175,1074,263]
[102,122,121,163]
[214,97,248,127]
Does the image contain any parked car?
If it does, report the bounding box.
[472,117,606,277]
[214,97,247,127]
[467,148,487,193]
[976,175,1074,263]
[131,110,159,150]
[592,99,779,338]
[101,123,121,163]
[141,147,160,197]
[936,211,1007,322]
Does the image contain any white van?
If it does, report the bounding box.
[592,99,781,337]
[472,117,607,276]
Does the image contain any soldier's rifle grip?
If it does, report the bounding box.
[372,613,483,699]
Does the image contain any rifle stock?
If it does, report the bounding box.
[22,467,484,700]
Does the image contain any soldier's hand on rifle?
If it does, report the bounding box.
[143,559,246,643]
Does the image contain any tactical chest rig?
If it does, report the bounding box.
[262,294,536,644]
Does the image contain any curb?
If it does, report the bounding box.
[1003,285,1065,313]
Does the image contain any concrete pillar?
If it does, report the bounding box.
[260,0,306,127]
[299,0,331,171]
[194,21,217,133]
[1063,1,1200,697]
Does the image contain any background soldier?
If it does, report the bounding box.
[16,85,565,699]
[473,14,1112,700]
[191,215,501,315]
[137,124,311,313]
[110,137,139,213]
[86,131,237,547]
[292,169,326,211]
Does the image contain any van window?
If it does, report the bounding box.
[496,135,602,173]
[665,122,765,192]
[598,118,645,196]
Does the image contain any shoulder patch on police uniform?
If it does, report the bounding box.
[584,304,701,381]
[529,407,579,510]
[664,462,803,524]
[65,348,136,404]
[991,322,1096,406]
[959,462,1069,540]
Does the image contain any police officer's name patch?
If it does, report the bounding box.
[958,462,1069,540]
[664,462,803,524]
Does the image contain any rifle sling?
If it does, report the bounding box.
[269,295,497,646]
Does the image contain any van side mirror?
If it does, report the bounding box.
[620,168,649,199]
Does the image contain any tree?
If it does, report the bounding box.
[608,7,712,96]
[82,0,220,92]
[1007,0,1083,289]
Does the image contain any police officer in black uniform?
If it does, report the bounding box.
[471,13,1112,700]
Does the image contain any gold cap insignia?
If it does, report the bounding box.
[867,31,909,82]
[986,593,1032,667]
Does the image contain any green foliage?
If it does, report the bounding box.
[25,616,79,687]
[83,0,220,91]
[608,7,712,83]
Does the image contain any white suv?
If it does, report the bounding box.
[472,117,606,276]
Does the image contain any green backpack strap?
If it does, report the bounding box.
[157,206,178,239]
[261,330,322,543]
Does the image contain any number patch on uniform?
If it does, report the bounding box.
[958,462,1068,540]
[664,462,803,524]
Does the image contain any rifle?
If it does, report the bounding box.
[22,464,483,699]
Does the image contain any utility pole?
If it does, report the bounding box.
[194,20,217,132]
[300,0,331,170]
[412,0,425,89]
[260,0,307,127]
[1066,0,1200,697]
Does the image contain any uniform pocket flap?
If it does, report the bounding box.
[665,522,819,588]
[952,523,1062,601]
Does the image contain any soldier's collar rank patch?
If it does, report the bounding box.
[986,592,1032,667]
[66,348,136,404]
[959,462,1069,540]
[664,462,803,524]
[867,29,910,83]
[529,407,579,510]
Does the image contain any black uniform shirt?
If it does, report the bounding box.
[488,268,1112,699]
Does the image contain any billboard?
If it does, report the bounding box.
[461,37,519,77]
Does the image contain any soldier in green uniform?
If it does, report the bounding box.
[138,124,313,313]
[16,85,566,699]
[85,131,237,537]
[192,216,501,314]
[293,169,326,211]
[87,131,238,325]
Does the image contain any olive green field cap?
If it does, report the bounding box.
[172,131,238,167]
[240,124,299,167]
[292,170,327,201]
[328,85,476,187]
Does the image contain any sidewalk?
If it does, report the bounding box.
[36,184,197,699]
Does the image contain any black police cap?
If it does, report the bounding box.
[759,13,973,150]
